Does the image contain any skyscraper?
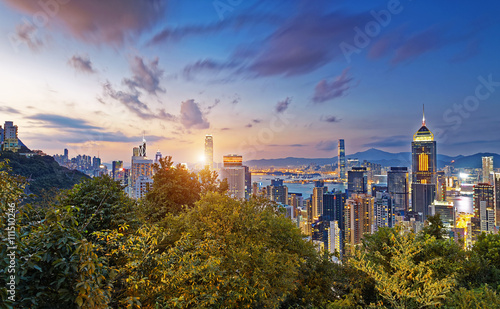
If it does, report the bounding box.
[411,108,437,221]
[312,181,327,218]
[267,178,288,204]
[348,167,367,196]
[473,183,495,234]
[345,194,374,253]
[387,167,409,212]
[205,135,214,169]
[2,121,20,152]
[220,154,245,199]
[482,156,494,184]
[494,173,500,226]
[338,139,346,182]
[112,160,124,184]
[130,137,153,199]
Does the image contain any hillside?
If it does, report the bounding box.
[0,151,89,202]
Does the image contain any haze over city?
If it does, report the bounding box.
[1,0,500,164]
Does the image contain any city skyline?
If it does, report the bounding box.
[1,1,500,164]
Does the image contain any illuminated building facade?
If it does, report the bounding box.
[312,181,327,218]
[345,194,374,253]
[220,154,245,199]
[411,110,437,221]
[112,160,125,184]
[348,167,367,196]
[267,178,288,204]
[387,167,409,212]
[338,139,346,182]
[482,156,494,184]
[473,183,495,235]
[205,135,214,169]
[495,173,500,225]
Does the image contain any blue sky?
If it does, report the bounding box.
[0,0,499,164]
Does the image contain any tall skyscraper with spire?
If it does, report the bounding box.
[205,135,214,169]
[411,106,437,221]
[338,139,346,182]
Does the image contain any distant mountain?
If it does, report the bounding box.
[451,153,500,169]
[244,148,478,169]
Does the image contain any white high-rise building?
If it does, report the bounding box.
[2,121,20,152]
[482,156,494,184]
[130,137,153,199]
[220,154,245,199]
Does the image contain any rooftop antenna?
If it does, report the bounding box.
[422,104,426,126]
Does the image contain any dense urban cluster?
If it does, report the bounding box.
[1,115,500,308]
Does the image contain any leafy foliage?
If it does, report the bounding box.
[58,175,139,237]
[144,157,201,220]
[350,229,455,308]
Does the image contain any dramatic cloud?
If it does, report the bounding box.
[180,99,210,130]
[369,25,480,65]
[316,140,337,151]
[102,82,175,121]
[0,106,21,114]
[123,56,165,95]
[12,23,43,51]
[275,97,291,113]
[68,55,96,73]
[149,14,279,45]
[248,8,372,76]
[252,119,262,124]
[3,0,165,46]
[321,115,341,123]
[28,113,100,130]
[313,68,354,103]
[391,27,442,64]
[182,59,238,81]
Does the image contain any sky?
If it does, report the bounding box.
[0,0,499,165]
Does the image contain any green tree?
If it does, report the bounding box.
[420,213,446,240]
[0,160,26,308]
[444,285,500,309]
[144,157,201,221]
[17,206,114,308]
[58,174,139,237]
[198,166,228,195]
[105,193,339,308]
[350,230,455,308]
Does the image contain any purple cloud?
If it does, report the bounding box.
[3,0,165,46]
[248,9,372,77]
[275,97,291,113]
[13,23,43,52]
[313,68,354,103]
[68,55,96,74]
[180,99,210,130]
[123,56,164,95]
[102,82,175,121]
[316,140,337,151]
[321,115,341,123]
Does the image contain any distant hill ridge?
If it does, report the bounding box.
[0,151,89,202]
[244,148,500,169]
